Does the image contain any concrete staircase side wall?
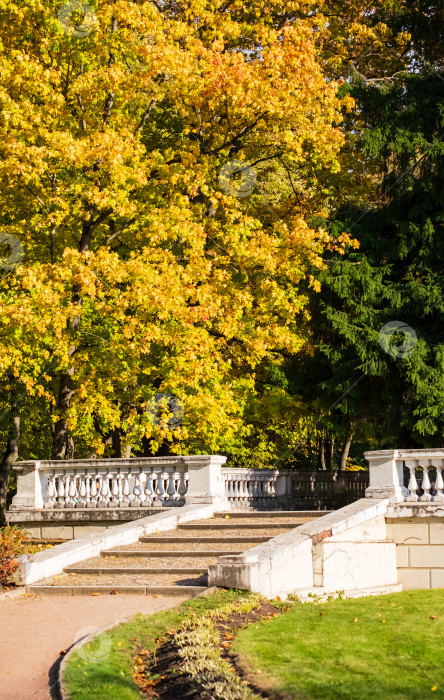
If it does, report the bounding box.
[209,499,393,598]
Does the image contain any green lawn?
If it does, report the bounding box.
[63,589,246,700]
[233,590,444,700]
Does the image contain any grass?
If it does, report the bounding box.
[63,589,247,700]
[233,590,444,700]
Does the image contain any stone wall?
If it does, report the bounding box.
[7,507,164,539]
[386,515,444,589]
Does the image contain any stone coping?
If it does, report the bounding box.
[216,499,390,568]
[386,503,444,518]
[7,507,166,522]
[18,503,225,585]
[13,455,227,470]
[365,448,444,459]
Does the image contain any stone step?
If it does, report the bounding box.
[216,510,328,517]
[64,565,207,574]
[29,570,208,588]
[177,522,299,530]
[101,549,243,557]
[139,535,270,543]
[27,585,207,597]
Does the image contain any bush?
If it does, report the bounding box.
[0,526,44,586]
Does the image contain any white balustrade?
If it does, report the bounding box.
[223,469,280,508]
[365,449,444,503]
[10,458,197,509]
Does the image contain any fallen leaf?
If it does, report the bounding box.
[430,615,438,620]
[224,515,230,519]
[110,589,118,595]
[59,650,67,656]
[154,594,162,598]
[382,619,386,623]
[256,669,263,674]
[354,618,358,623]
[275,595,281,601]
[91,592,101,596]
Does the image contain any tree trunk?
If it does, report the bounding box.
[319,437,326,471]
[0,387,21,525]
[328,437,335,471]
[340,427,355,471]
[51,210,112,458]
[52,368,75,459]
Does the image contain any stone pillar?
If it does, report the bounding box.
[364,450,407,503]
[184,455,228,506]
[10,462,47,509]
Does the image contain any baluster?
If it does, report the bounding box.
[122,472,131,506]
[78,472,87,507]
[164,470,174,505]
[99,471,110,506]
[138,471,147,507]
[47,472,56,508]
[132,471,142,507]
[434,462,444,502]
[90,473,98,507]
[422,464,432,502]
[56,474,65,508]
[178,470,187,504]
[144,470,154,506]
[407,461,419,502]
[68,473,78,507]
[155,470,166,505]
[111,472,120,506]
[251,477,259,503]
[258,476,266,507]
[227,476,235,503]
[231,478,239,505]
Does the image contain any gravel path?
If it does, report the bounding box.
[0,594,188,700]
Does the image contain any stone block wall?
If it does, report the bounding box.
[386,517,444,589]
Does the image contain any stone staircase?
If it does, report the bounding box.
[27,511,327,596]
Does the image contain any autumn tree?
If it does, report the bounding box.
[0,0,352,503]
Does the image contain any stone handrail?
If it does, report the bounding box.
[365,449,444,503]
[10,456,227,510]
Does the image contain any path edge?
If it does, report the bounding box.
[58,586,218,699]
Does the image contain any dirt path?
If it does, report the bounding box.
[0,592,188,700]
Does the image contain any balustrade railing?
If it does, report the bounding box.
[222,468,368,508]
[10,456,227,510]
[365,449,444,503]
[46,466,189,508]
[11,452,374,512]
